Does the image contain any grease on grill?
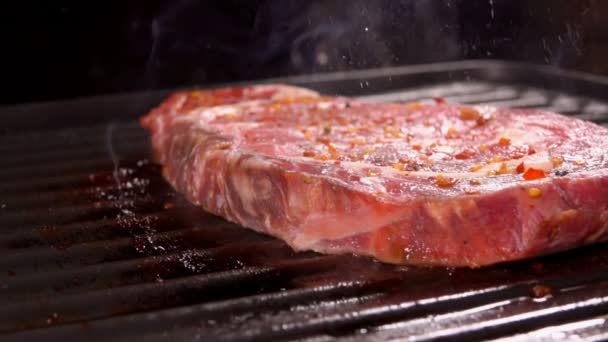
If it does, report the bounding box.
[531,284,553,298]
[46,313,62,325]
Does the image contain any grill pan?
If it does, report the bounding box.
[2,60,608,341]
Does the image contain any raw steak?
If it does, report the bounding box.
[140,84,608,267]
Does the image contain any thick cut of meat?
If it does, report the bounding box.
[140,84,608,267]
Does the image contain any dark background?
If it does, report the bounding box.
[1,0,606,105]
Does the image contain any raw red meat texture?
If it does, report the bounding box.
[140,84,608,267]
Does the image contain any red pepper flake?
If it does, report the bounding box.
[523,168,546,181]
[531,284,552,298]
[436,175,457,188]
[460,108,490,125]
[528,147,536,155]
[459,107,480,120]
[516,162,525,174]
[302,130,314,139]
[487,156,504,163]
[455,149,476,160]
[551,156,564,167]
[189,91,202,99]
[392,163,405,171]
[433,96,446,104]
[406,102,423,111]
[499,137,511,146]
[446,127,458,136]
[326,143,339,159]
[303,151,316,157]
[219,113,238,120]
[412,144,422,151]
[349,139,365,148]
[476,116,491,125]
[497,162,509,175]
[316,137,331,144]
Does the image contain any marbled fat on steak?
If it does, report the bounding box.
[140,84,608,267]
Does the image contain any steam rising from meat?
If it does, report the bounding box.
[136,1,462,85]
[105,122,122,196]
[130,0,600,94]
[80,1,595,95]
[247,1,461,75]
[4,1,605,104]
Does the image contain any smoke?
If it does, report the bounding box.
[141,0,195,88]
[121,0,605,92]
[246,1,462,76]
[127,0,465,88]
[524,1,589,71]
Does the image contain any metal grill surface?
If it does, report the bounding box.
[2,62,608,341]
